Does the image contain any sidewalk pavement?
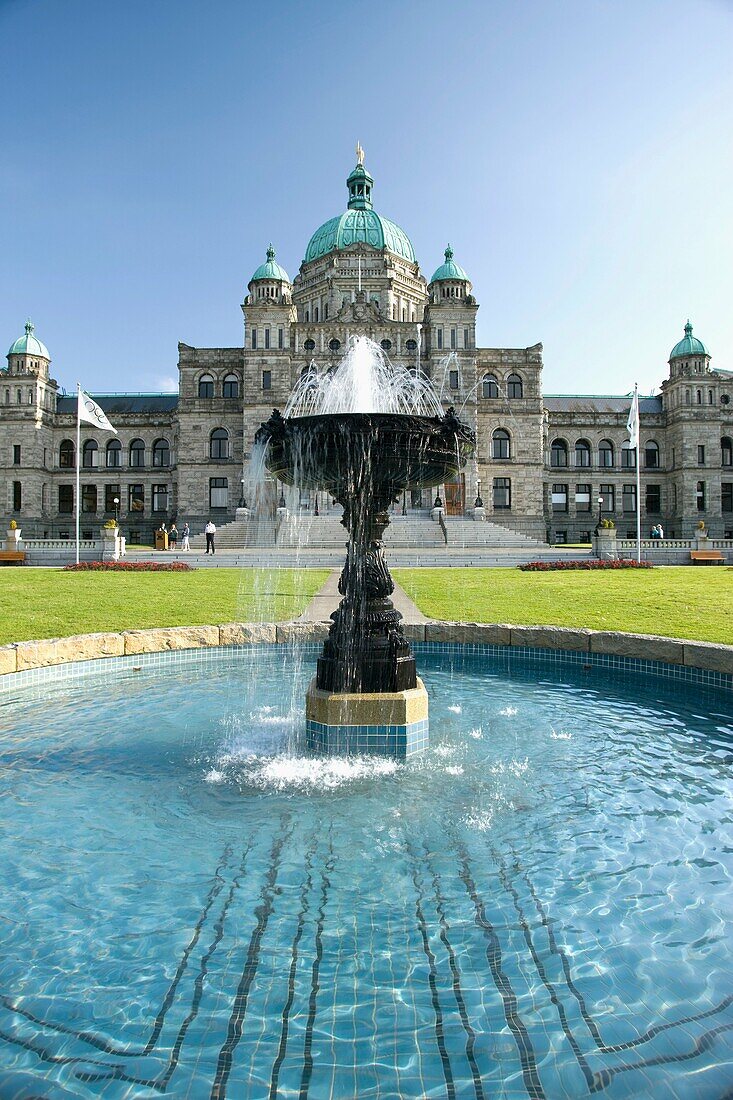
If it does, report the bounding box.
[299,569,428,625]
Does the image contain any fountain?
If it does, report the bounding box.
[255,336,474,756]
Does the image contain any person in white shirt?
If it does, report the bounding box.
[181,522,190,551]
[204,520,216,555]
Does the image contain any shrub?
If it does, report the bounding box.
[63,561,193,572]
[599,518,616,529]
[103,519,118,529]
[518,559,653,571]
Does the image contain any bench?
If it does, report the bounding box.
[690,549,725,565]
[0,550,25,566]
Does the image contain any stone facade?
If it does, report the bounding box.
[2,157,732,544]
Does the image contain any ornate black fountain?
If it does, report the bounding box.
[256,407,474,707]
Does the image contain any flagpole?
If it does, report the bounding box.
[75,382,81,565]
[635,383,641,563]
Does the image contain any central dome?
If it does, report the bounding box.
[304,153,416,265]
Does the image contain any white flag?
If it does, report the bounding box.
[626,387,639,449]
[78,388,117,434]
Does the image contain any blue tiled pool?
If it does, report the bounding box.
[0,645,731,1098]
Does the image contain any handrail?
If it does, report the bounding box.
[438,511,448,546]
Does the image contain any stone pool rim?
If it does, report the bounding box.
[0,620,731,688]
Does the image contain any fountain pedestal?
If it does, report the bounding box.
[305,677,429,758]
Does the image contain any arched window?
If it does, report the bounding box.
[621,440,636,468]
[482,374,499,399]
[222,374,239,399]
[82,440,99,468]
[574,439,591,468]
[492,428,511,460]
[129,439,145,468]
[210,427,229,460]
[645,440,660,469]
[550,439,568,467]
[598,439,614,468]
[59,439,75,468]
[152,438,170,467]
[722,437,733,467]
[506,373,523,398]
[198,374,214,398]
[106,439,121,468]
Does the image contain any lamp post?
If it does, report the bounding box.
[113,496,119,525]
[402,490,407,515]
[474,478,483,508]
[597,495,604,531]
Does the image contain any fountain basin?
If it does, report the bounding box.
[305,675,429,757]
[0,641,731,1098]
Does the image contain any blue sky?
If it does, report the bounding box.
[2,0,732,395]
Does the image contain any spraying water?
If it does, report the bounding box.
[284,335,444,418]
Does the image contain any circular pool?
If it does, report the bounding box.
[0,645,731,1098]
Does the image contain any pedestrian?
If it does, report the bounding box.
[181,522,190,551]
[205,519,216,555]
[169,523,178,550]
[657,523,664,539]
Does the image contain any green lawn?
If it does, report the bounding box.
[0,568,329,645]
[393,567,733,645]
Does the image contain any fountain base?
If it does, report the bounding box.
[305,676,429,759]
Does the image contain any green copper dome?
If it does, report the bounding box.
[430,245,469,283]
[250,245,290,284]
[669,320,709,360]
[7,319,50,360]
[304,152,416,265]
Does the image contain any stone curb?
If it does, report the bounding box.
[0,621,731,678]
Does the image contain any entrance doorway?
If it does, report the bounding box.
[444,475,465,515]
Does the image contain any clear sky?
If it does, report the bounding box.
[2,0,732,396]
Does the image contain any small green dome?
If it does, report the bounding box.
[430,245,469,283]
[250,245,290,284]
[7,319,50,360]
[304,152,416,264]
[669,320,709,360]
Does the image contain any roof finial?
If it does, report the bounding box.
[266,243,275,261]
[684,319,693,335]
[445,244,453,261]
[25,319,34,336]
[356,140,365,167]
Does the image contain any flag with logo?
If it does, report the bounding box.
[78,388,117,434]
[626,386,639,450]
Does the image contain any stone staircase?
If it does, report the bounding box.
[188,518,279,550]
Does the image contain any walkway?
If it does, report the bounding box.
[299,569,428,625]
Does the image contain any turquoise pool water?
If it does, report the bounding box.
[0,646,731,1098]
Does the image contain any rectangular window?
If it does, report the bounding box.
[210,477,228,510]
[81,484,97,513]
[696,481,706,511]
[449,370,459,391]
[722,483,733,513]
[621,446,636,469]
[600,484,615,512]
[575,484,591,511]
[105,484,120,513]
[152,484,168,512]
[437,328,443,350]
[464,328,469,349]
[697,444,705,465]
[251,328,257,349]
[265,328,270,350]
[129,484,144,513]
[551,483,568,512]
[262,370,272,391]
[12,480,21,511]
[59,485,73,513]
[493,477,511,510]
[622,484,637,512]
[13,445,20,465]
[450,329,456,350]
[278,327,284,349]
[554,530,568,544]
[645,485,661,514]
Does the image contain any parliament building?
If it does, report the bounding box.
[2,152,732,545]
